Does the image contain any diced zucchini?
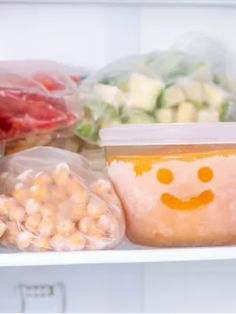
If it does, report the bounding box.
[99,76,117,85]
[181,79,204,108]
[121,107,155,124]
[176,102,197,122]
[94,84,124,108]
[101,118,121,128]
[214,73,236,93]
[160,85,185,108]
[155,108,175,123]
[220,99,236,121]
[101,104,121,127]
[203,83,227,108]
[197,109,219,122]
[76,120,99,144]
[127,73,163,111]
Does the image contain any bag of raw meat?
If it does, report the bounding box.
[0,60,82,144]
[0,147,125,251]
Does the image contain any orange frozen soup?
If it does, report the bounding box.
[101,123,236,247]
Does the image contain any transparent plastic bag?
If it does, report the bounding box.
[81,148,107,174]
[0,142,4,159]
[76,35,236,145]
[0,60,82,142]
[5,126,83,155]
[0,147,125,251]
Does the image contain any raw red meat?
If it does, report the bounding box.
[0,87,77,141]
[0,62,80,142]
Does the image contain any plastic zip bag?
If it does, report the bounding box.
[76,36,236,145]
[0,60,82,142]
[0,147,125,251]
[5,126,83,155]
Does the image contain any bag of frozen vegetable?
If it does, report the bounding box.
[76,37,236,144]
[0,60,83,153]
[5,126,83,155]
[0,147,125,251]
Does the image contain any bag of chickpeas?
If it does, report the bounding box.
[0,147,125,251]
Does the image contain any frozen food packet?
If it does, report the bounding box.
[0,60,83,142]
[64,64,90,85]
[0,147,125,251]
[5,126,82,155]
[76,35,236,145]
[101,123,236,247]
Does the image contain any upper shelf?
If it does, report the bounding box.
[1,0,236,5]
[1,244,236,267]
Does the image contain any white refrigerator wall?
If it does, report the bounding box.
[0,261,236,312]
[0,3,236,69]
[0,4,139,68]
[1,2,236,313]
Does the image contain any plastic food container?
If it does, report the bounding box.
[101,123,236,247]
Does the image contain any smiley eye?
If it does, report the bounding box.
[157,168,173,184]
[198,167,213,183]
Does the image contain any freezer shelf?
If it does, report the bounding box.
[1,243,236,267]
[4,0,236,5]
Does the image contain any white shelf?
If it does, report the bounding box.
[1,244,236,267]
[1,0,236,5]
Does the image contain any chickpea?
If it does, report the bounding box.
[53,163,70,186]
[65,232,85,250]
[49,234,65,251]
[16,231,33,250]
[57,220,75,237]
[8,206,25,222]
[34,172,53,186]
[38,217,56,237]
[25,213,42,232]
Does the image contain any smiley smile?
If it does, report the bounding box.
[161,189,214,210]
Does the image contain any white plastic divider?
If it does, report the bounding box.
[1,246,236,267]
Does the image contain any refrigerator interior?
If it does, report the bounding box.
[1,0,236,312]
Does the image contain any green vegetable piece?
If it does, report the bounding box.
[76,121,99,144]
[197,109,219,122]
[159,85,185,108]
[100,103,121,128]
[220,99,236,121]
[99,76,117,85]
[76,121,93,137]
[203,83,227,108]
[155,108,175,123]
[126,73,163,111]
[176,102,197,122]
[181,80,204,108]
[94,84,124,108]
[121,107,155,124]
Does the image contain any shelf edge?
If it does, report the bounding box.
[0,0,236,6]
[1,247,236,267]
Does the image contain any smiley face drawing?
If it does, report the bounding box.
[157,166,215,210]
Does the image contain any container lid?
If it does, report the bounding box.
[100,123,236,146]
